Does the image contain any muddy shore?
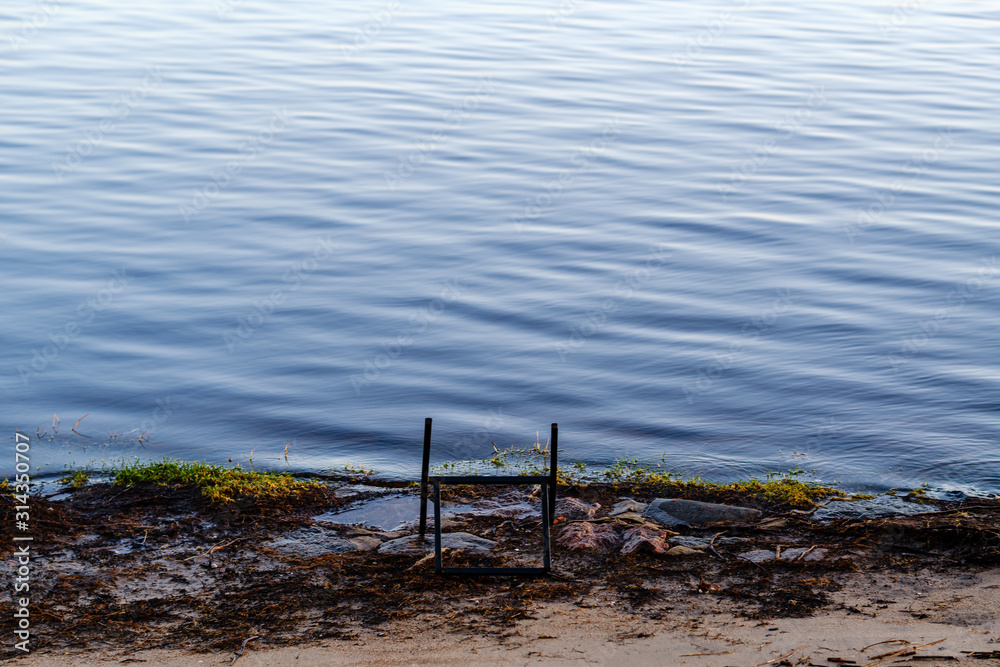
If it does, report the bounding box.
[3,476,999,664]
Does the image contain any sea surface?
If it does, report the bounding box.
[2,0,998,495]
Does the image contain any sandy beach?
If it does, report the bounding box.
[15,569,1000,666]
[4,473,999,666]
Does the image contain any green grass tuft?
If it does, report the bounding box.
[59,471,91,489]
[602,460,841,508]
[112,458,324,504]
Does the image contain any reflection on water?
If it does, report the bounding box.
[1,0,997,495]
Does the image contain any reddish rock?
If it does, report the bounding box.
[556,522,620,551]
[620,525,671,554]
[554,497,601,520]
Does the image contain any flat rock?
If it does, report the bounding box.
[737,549,776,563]
[610,499,649,516]
[348,535,384,552]
[812,495,936,521]
[268,527,358,557]
[667,535,742,551]
[737,547,828,563]
[644,499,762,527]
[377,532,497,555]
[780,547,827,562]
[666,545,702,556]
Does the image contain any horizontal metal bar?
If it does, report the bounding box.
[427,475,550,484]
[438,567,550,575]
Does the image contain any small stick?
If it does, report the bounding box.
[53,413,60,433]
[709,531,727,561]
[209,539,239,559]
[861,639,910,652]
[72,413,92,438]
[232,635,259,665]
[795,545,817,562]
[863,638,946,666]
[753,644,808,667]
[679,650,736,656]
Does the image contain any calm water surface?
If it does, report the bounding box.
[2,0,998,495]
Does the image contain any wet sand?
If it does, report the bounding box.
[15,575,1000,667]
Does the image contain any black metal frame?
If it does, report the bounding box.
[418,418,558,575]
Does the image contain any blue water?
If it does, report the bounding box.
[2,0,998,495]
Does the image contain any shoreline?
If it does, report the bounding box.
[2,466,999,663]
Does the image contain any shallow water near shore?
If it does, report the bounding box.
[1,1,998,494]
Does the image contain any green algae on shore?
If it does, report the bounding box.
[111,457,325,504]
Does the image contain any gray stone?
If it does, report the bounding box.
[348,536,384,552]
[737,547,828,563]
[668,535,709,550]
[644,498,762,527]
[779,547,827,562]
[812,495,936,522]
[667,535,744,550]
[377,532,498,556]
[268,527,358,557]
[738,549,776,563]
[610,499,649,516]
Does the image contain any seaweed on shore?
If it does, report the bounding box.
[1,467,998,656]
